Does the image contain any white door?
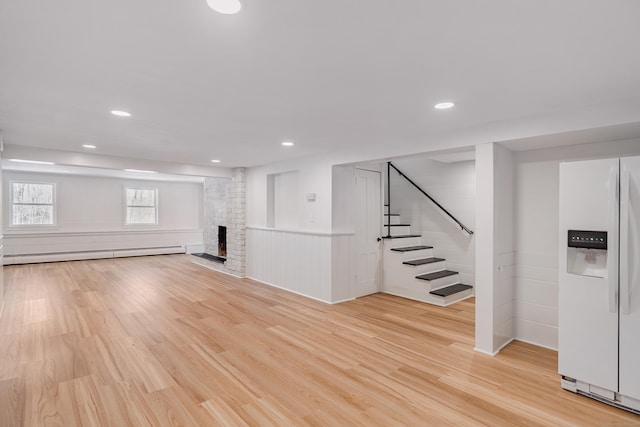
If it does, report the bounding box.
[620,155,640,400]
[355,169,381,297]
[558,158,619,392]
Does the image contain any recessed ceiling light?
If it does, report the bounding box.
[281,141,294,147]
[8,159,55,165]
[206,0,242,14]
[111,110,132,117]
[434,102,455,110]
[124,169,156,173]
[82,144,97,149]
[211,159,221,163]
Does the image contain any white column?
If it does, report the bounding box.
[475,142,515,355]
[475,143,496,354]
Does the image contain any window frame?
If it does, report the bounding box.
[9,181,58,228]
[123,186,159,226]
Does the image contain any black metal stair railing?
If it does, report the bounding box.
[386,161,473,236]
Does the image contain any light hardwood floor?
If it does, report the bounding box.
[1,254,638,426]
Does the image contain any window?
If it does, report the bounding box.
[125,187,158,225]
[11,182,55,226]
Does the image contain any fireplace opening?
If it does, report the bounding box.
[218,225,227,258]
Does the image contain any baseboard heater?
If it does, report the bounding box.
[3,246,186,265]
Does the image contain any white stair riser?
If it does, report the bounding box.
[435,287,474,306]
[385,225,411,235]
[383,237,422,249]
[383,263,457,292]
[383,215,401,225]
[418,273,459,290]
[386,248,434,262]
[411,261,447,275]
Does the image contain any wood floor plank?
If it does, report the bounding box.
[1,254,639,426]
[0,376,25,427]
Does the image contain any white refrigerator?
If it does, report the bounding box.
[559,156,640,414]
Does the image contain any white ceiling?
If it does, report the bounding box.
[1,0,640,169]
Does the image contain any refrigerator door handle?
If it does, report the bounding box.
[621,170,630,315]
[608,168,619,314]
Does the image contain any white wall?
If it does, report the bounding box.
[247,156,334,299]
[247,155,333,232]
[475,143,515,355]
[331,165,358,302]
[514,138,640,350]
[387,158,476,285]
[3,171,203,260]
[271,171,300,229]
[331,165,356,233]
[247,155,365,303]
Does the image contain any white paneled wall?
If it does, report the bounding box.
[513,138,640,350]
[387,158,475,285]
[246,227,354,303]
[514,158,560,349]
[331,234,355,303]
[247,227,332,302]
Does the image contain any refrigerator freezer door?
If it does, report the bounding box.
[559,158,619,393]
[620,156,640,401]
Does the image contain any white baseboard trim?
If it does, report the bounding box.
[4,246,186,265]
[329,297,356,305]
[245,275,333,305]
[495,337,516,354]
[512,337,558,352]
[473,347,496,356]
[474,337,515,357]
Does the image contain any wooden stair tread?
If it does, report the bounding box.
[384,213,400,216]
[384,224,411,227]
[416,270,458,281]
[390,245,433,252]
[382,234,421,239]
[429,284,473,297]
[403,257,445,266]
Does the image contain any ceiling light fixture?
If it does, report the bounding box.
[8,159,55,165]
[434,102,455,110]
[211,159,221,163]
[281,141,294,147]
[82,144,97,149]
[124,168,156,173]
[206,0,242,14]
[111,110,132,117]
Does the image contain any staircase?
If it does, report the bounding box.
[382,205,473,306]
